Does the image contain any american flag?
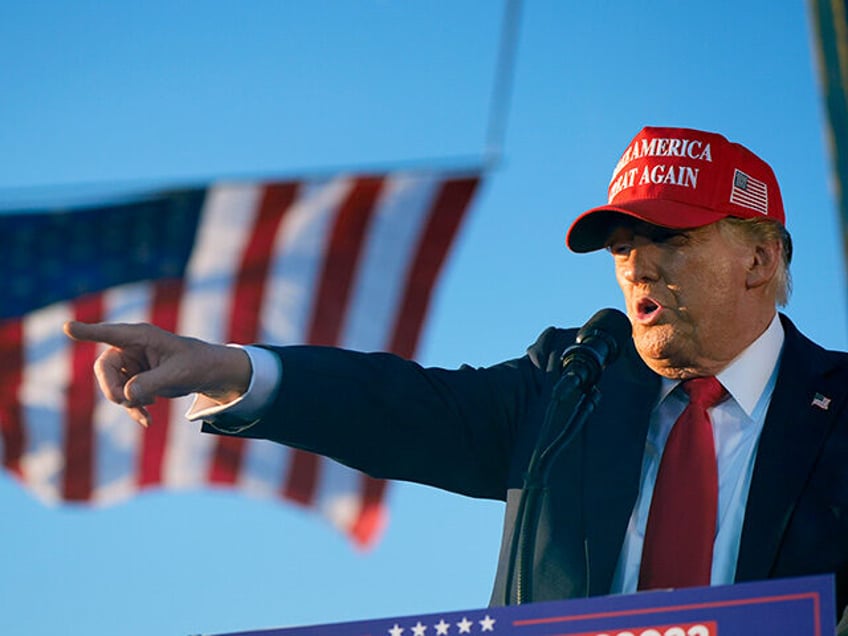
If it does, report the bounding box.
[811,392,832,410]
[0,171,481,547]
[729,169,769,215]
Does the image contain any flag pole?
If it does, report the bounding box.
[484,0,524,169]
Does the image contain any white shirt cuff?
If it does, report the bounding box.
[186,344,282,430]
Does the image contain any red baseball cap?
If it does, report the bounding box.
[566,126,785,253]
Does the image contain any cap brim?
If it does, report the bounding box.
[565,200,729,253]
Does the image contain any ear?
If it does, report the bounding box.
[745,239,781,291]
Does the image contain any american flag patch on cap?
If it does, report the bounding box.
[730,169,769,214]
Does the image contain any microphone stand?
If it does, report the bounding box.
[505,335,616,605]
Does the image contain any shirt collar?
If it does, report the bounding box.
[657,313,785,416]
[717,313,784,416]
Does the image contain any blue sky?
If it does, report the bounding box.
[1,2,845,635]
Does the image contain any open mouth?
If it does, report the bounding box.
[635,297,662,322]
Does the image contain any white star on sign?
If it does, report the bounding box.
[479,615,495,632]
[412,621,427,636]
[434,619,450,635]
[456,617,473,634]
[389,624,404,636]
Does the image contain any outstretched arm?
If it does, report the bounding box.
[63,321,252,428]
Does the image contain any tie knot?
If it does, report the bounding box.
[682,376,726,408]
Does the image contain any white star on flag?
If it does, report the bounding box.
[479,615,496,632]
[389,624,404,636]
[412,621,427,636]
[456,617,473,634]
[434,619,450,635]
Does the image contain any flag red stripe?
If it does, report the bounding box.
[307,176,384,346]
[389,177,480,358]
[210,183,298,485]
[350,474,388,549]
[227,183,299,345]
[138,279,185,487]
[0,319,25,475]
[283,449,321,505]
[63,294,105,500]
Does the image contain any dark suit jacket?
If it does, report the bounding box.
[212,314,848,619]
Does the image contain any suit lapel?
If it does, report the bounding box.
[735,315,846,581]
[583,339,659,595]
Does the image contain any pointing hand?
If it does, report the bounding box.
[63,321,251,427]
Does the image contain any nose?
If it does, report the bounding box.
[618,243,660,284]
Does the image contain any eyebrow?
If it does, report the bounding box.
[605,225,693,249]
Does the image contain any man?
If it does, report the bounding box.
[65,127,848,622]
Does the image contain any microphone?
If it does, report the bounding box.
[507,308,632,605]
[560,308,632,390]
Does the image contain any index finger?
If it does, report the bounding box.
[63,321,150,348]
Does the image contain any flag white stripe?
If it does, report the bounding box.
[177,184,264,340]
[164,183,263,488]
[20,302,74,502]
[257,177,353,346]
[315,460,365,531]
[732,191,768,204]
[340,173,440,351]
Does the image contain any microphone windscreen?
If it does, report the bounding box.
[576,308,632,365]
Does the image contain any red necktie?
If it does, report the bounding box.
[638,376,726,590]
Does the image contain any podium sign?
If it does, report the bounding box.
[211,575,834,636]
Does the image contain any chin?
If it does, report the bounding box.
[633,328,689,367]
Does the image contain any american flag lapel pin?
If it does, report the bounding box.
[811,393,832,410]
